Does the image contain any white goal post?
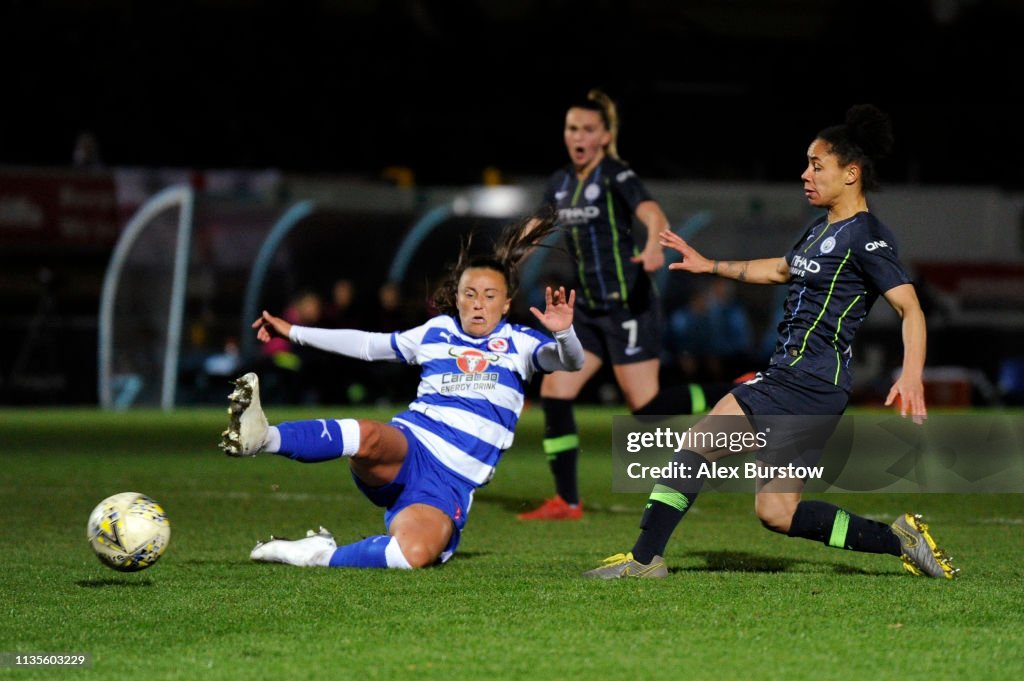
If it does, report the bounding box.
[98,185,194,410]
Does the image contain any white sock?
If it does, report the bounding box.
[385,537,413,569]
[264,426,281,453]
[339,419,360,456]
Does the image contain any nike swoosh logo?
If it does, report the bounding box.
[624,346,643,356]
[623,563,662,577]
[893,525,918,548]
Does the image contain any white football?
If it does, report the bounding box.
[86,492,171,572]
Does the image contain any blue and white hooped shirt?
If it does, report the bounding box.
[388,315,555,487]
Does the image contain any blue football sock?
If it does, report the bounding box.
[276,419,348,462]
[328,535,391,568]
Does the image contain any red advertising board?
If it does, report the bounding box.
[0,168,120,248]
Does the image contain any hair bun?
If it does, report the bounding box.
[845,104,894,160]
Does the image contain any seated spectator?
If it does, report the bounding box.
[258,290,323,403]
[321,278,364,329]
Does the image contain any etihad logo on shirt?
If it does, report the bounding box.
[790,254,821,275]
[558,206,600,224]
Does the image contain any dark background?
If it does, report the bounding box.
[2,0,1022,187]
[2,0,1023,407]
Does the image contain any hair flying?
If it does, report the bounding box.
[431,212,561,316]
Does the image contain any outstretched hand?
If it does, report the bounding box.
[884,376,928,425]
[660,230,713,274]
[530,286,575,334]
[251,310,292,344]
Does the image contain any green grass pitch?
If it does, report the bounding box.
[1,405,1022,680]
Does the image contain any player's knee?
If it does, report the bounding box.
[397,540,440,569]
[356,419,383,455]
[756,497,796,534]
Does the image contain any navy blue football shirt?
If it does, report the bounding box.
[770,211,913,392]
[540,156,657,313]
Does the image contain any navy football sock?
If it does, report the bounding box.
[631,449,709,564]
[787,500,901,555]
[542,398,579,504]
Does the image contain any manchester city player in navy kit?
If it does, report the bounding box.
[218,216,584,569]
[519,89,733,521]
[585,104,958,580]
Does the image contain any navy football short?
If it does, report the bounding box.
[574,303,663,365]
[730,366,848,467]
[351,422,475,563]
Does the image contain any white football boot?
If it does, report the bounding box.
[219,372,269,457]
[250,527,337,566]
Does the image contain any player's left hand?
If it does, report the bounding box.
[530,286,575,333]
[660,230,715,274]
[885,377,928,425]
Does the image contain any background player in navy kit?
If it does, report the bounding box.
[585,104,958,579]
[518,89,733,521]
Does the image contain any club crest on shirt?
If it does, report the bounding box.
[487,338,508,353]
[820,236,836,254]
[584,183,600,201]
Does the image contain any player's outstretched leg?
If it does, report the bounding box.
[219,372,269,457]
[891,513,959,579]
[582,552,667,579]
[250,527,337,566]
[251,530,416,569]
